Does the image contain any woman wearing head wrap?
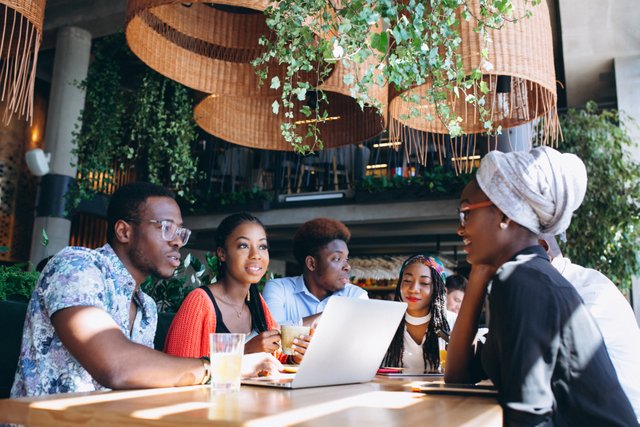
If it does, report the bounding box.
[445,147,636,426]
[382,255,455,372]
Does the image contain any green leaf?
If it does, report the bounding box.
[272,100,280,114]
[270,76,281,89]
[41,229,49,247]
[343,73,355,85]
[370,32,388,54]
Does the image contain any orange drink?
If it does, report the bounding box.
[439,348,447,373]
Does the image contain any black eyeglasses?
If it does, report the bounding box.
[457,200,495,226]
[126,218,191,245]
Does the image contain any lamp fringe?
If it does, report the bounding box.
[0,2,45,124]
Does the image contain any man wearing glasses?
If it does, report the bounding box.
[12,182,280,397]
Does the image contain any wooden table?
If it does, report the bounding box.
[0,376,502,426]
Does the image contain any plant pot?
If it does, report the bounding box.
[215,199,272,213]
[0,300,28,398]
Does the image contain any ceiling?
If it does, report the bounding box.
[36,0,640,108]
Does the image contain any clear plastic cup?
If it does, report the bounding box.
[209,333,245,391]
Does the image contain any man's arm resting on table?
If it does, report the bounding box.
[52,306,204,389]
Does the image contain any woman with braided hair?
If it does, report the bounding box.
[382,255,456,372]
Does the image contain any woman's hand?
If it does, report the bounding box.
[445,263,496,384]
[240,353,283,378]
[244,329,281,354]
[468,264,498,291]
[290,332,313,364]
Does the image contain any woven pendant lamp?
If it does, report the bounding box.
[389,0,558,163]
[0,0,46,123]
[125,0,284,96]
[192,14,387,151]
[194,56,386,151]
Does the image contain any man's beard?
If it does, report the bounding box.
[128,246,175,280]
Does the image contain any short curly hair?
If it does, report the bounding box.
[292,218,351,266]
[107,182,175,245]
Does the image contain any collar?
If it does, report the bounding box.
[551,255,571,275]
[99,243,138,300]
[509,245,549,262]
[292,275,308,294]
[495,245,550,283]
[294,275,334,301]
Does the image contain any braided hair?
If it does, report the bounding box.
[382,254,450,371]
[214,212,269,333]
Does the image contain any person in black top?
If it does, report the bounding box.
[446,147,637,426]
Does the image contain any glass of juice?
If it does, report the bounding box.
[439,348,447,373]
[438,338,447,373]
[209,333,245,391]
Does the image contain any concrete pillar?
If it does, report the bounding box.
[29,27,92,265]
[614,55,640,325]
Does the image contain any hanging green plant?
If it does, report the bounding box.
[71,35,129,207]
[128,73,200,200]
[556,101,640,291]
[253,0,544,154]
[70,34,200,208]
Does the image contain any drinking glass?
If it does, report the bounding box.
[209,333,245,391]
[280,325,311,355]
[438,339,447,374]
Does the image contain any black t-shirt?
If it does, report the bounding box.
[480,246,636,426]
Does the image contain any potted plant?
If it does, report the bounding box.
[354,166,472,202]
[0,252,38,398]
[202,186,274,214]
[552,101,640,293]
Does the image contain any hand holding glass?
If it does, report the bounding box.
[280,325,311,355]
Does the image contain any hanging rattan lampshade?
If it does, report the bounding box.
[0,0,46,123]
[125,0,287,96]
[194,56,387,151]
[389,0,558,146]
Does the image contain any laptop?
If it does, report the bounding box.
[242,296,407,389]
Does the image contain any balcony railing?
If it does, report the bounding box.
[190,135,476,213]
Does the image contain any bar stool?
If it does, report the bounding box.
[295,156,326,193]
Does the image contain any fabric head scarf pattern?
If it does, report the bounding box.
[401,255,447,284]
[475,146,587,235]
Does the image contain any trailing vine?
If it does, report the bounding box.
[70,34,200,208]
[128,73,200,199]
[253,0,542,154]
[71,35,128,206]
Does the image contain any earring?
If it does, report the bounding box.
[499,222,508,230]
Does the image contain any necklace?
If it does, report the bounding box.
[216,295,246,318]
[405,312,431,326]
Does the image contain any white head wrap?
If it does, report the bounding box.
[475,146,587,235]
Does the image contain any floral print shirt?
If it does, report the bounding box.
[11,244,157,397]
